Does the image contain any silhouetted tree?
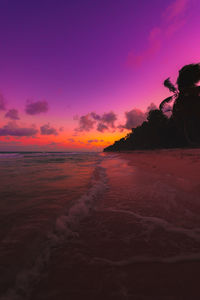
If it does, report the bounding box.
[160,63,200,145]
[159,78,177,112]
[104,63,200,152]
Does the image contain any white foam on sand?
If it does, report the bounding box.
[0,159,108,300]
[92,252,200,266]
[103,208,200,242]
[51,164,108,240]
[90,207,200,267]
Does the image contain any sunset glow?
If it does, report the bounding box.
[0,0,199,151]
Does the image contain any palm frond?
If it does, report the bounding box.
[159,96,173,111]
[164,78,177,93]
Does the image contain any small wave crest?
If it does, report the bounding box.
[103,208,200,242]
[92,252,200,266]
[0,153,23,159]
[51,164,108,241]
[0,160,108,300]
[89,208,200,268]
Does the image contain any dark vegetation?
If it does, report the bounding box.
[104,64,200,151]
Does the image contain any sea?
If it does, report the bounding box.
[1,151,200,300]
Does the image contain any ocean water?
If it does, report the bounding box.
[1,152,200,300]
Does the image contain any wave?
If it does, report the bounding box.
[92,252,200,266]
[51,164,108,240]
[89,208,200,267]
[0,159,108,300]
[0,151,98,159]
[0,153,23,158]
[102,208,200,242]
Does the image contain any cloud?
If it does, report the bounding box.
[164,0,189,37]
[59,126,64,132]
[126,27,162,68]
[0,139,22,145]
[90,112,101,121]
[123,109,146,129]
[25,100,49,115]
[117,102,164,131]
[0,94,6,111]
[40,123,58,136]
[5,109,20,120]
[101,112,117,127]
[126,0,190,68]
[97,123,108,132]
[75,111,118,132]
[163,0,189,22]
[75,104,159,134]
[165,18,186,37]
[88,139,104,143]
[88,139,99,143]
[0,122,38,137]
[75,114,95,132]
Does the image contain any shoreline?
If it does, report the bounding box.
[31,150,200,299]
[104,148,200,191]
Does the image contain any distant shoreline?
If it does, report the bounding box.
[104,146,200,152]
[105,148,200,193]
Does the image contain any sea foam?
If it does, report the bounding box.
[0,159,108,300]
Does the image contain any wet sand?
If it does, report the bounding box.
[119,149,200,193]
[31,212,200,300]
[29,149,200,300]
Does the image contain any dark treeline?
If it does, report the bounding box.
[104,64,200,152]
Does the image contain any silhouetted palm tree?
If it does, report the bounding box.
[159,78,177,112]
[104,63,200,152]
[160,63,200,145]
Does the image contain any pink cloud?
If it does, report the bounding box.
[75,111,118,132]
[165,18,186,37]
[5,109,20,120]
[88,139,99,143]
[0,122,38,137]
[75,114,95,132]
[97,123,108,132]
[88,139,104,143]
[75,103,160,135]
[40,123,58,136]
[123,109,146,129]
[126,27,162,68]
[101,112,117,127]
[90,112,101,121]
[25,100,49,115]
[126,0,190,68]
[163,0,189,22]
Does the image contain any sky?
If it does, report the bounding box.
[0,0,199,151]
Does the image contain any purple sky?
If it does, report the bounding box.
[0,0,199,151]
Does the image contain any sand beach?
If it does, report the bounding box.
[26,149,200,300]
